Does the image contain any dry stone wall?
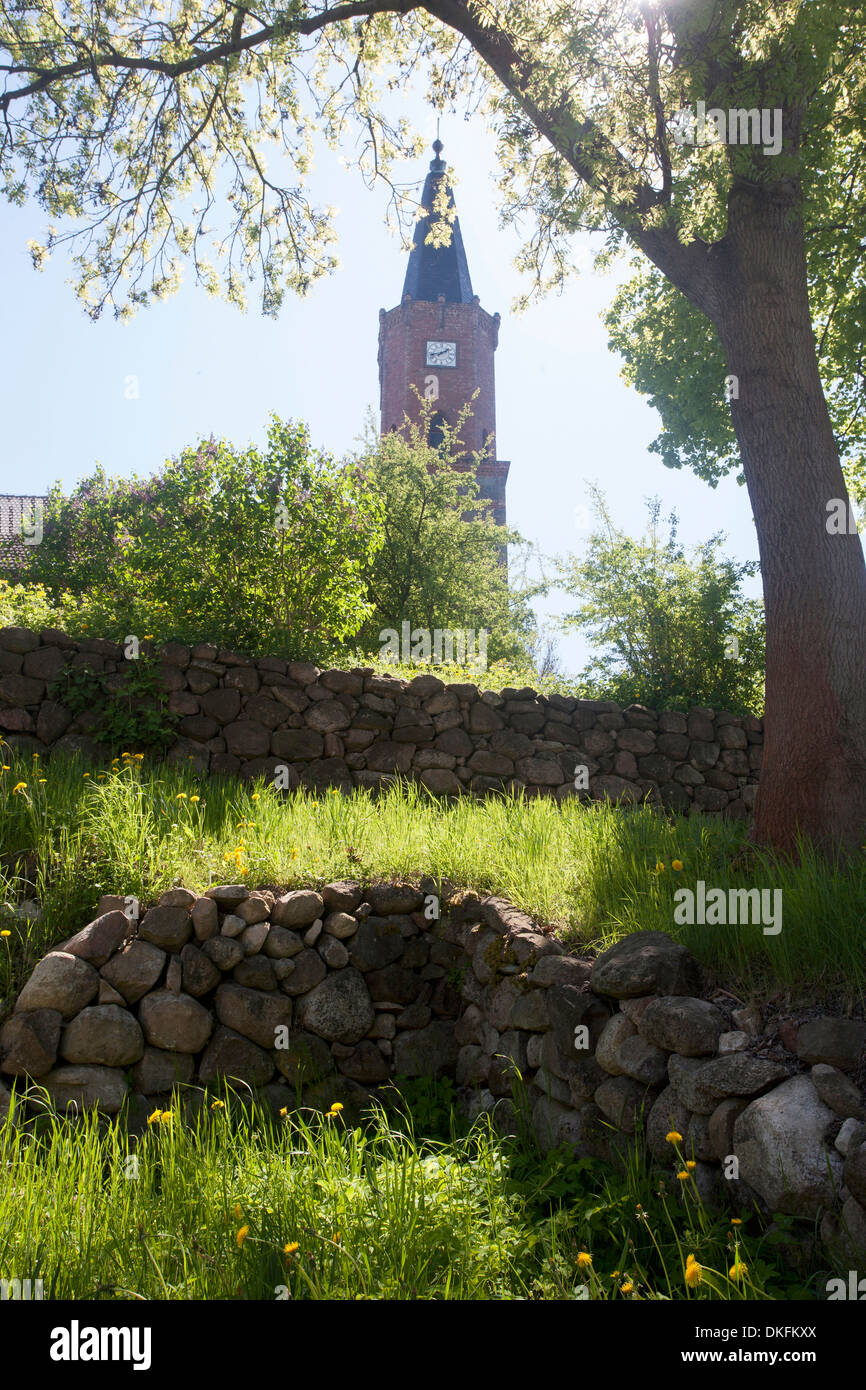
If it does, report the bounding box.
[0,627,763,812]
[1,881,864,1266]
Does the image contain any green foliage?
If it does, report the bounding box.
[557,488,765,714]
[19,418,383,661]
[349,399,540,667]
[49,658,178,753]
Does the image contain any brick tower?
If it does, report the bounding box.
[377,139,509,526]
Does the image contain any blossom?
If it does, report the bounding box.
[728,1260,748,1281]
[284,1242,299,1255]
[676,1170,690,1181]
[211,1100,225,1110]
[0,930,11,938]
[685,1160,696,1170]
[236,1226,249,1248]
[576,1252,592,1268]
[672,859,683,871]
[620,1282,634,1294]
[685,1255,702,1288]
[11,781,27,794]
[147,1109,163,1125]
[665,1131,683,1144]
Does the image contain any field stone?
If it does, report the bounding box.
[667,1054,717,1114]
[158,888,197,909]
[235,894,271,925]
[98,980,126,1007]
[510,990,550,1031]
[733,1073,842,1217]
[322,881,363,914]
[233,956,278,991]
[206,884,249,908]
[279,949,327,996]
[527,955,592,989]
[138,990,214,1053]
[616,1034,669,1086]
[547,985,612,1056]
[532,1095,584,1155]
[43,1064,128,1114]
[336,1041,389,1085]
[100,940,167,1004]
[843,1142,866,1207]
[810,1064,866,1120]
[595,1013,636,1074]
[295,968,374,1045]
[61,911,131,967]
[272,1030,334,1085]
[198,1025,274,1087]
[318,934,349,969]
[687,1052,791,1102]
[718,1030,750,1054]
[180,943,222,997]
[17,952,100,1019]
[215,982,292,1050]
[349,918,405,972]
[594,1075,656,1134]
[191,896,219,942]
[138,905,192,952]
[708,1098,749,1161]
[590,931,702,999]
[797,1018,866,1072]
[60,1005,144,1067]
[303,919,323,946]
[272,958,297,982]
[365,883,424,915]
[835,1119,866,1157]
[262,926,304,959]
[241,922,269,955]
[639,997,725,1056]
[392,1021,459,1076]
[0,1009,62,1077]
[323,912,358,940]
[270,890,324,928]
[133,1047,195,1093]
[646,1085,692,1161]
[220,914,246,939]
[201,936,244,972]
[166,957,182,993]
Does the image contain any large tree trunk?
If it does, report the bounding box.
[713,183,866,854]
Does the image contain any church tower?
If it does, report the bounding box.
[377,140,509,526]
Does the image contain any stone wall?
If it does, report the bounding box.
[1,881,864,1265]
[0,627,763,812]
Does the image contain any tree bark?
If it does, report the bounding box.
[710,182,866,853]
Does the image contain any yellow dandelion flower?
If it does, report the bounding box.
[621,1282,634,1294]
[251,792,260,800]
[0,930,11,938]
[147,1109,163,1125]
[677,1170,690,1181]
[672,859,683,871]
[82,772,90,778]
[38,777,47,783]
[730,1218,742,1226]
[190,795,200,803]
[576,1251,592,1268]
[135,754,144,761]
[1,765,9,771]
[143,635,154,640]
[279,1107,288,1117]
[176,793,187,800]
[284,1241,299,1255]
[236,1225,249,1248]
[665,1131,683,1144]
[686,1160,696,1170]
[654,861,665,873]
[329,1102,343,1113]
[728,1261,748,1281]
[685,1259,702,1288]
[159,1111,173,1125]
[211,1100,225,1111]
[11,782,27,793]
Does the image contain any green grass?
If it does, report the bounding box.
[1,749,864,1017]
[0,1085,826,1300]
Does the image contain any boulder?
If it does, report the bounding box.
[233,956,278,991]
[594,1075,656,1134]
[138,991,214,1053]
[797,1018,866,1072]
[349,918,406,972]
[200,936,244,972]
[60,1005,144,1067]
[364,883,424,915]
[616,1034,669,1087]
[595,1013,636,1075]
[533,1095,584,1155]
[590,931,702,999]
[843,1142,866,1207]
[215,983,292,1050]
[262,926,304,959]
[190,896,219,942]
[810,1064,865,1120]
[273,1030,334,1086]
[270,890,324,928]
[198,1025,274,1087]
[43,1064,128,1114]
[322,912,359,940]
[336,1041,389,1085]
[180,943,222,997]
[132,1047,195,1093]
[138,905,192,952]
[295,969,374,1045]
[16,952,100,1019]
[100,940,167,1003]
[639,997,725,1056]
[317,934,349,969]
[321,881,364,914]
[392,1021,459,1076]
[0,1008,62,1077]
[278,948,327,996]
[733,1073,842,1216]
[646,1085,692,1161]
[683,1052,791,1103]
[61,911,131,967]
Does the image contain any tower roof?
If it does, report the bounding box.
[401,140,474,305]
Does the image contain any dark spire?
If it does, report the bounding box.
[401,139,474,304]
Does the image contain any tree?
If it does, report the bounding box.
[351,399,536,664]
[20,418,383,659]
[558,488,765,714]
[2,1,866,850]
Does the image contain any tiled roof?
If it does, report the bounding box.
[0,495,47,575]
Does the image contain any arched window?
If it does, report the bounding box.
[429,411,447,449]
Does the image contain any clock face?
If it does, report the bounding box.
[426,340,457,368]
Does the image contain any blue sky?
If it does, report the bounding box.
[0,105,763,675]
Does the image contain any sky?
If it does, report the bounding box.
[0,99,765,675]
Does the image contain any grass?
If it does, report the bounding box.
[0,1084,827,1301]
[1,748,864,1017]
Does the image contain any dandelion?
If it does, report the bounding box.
[728,1259,748,1281]
[621,1282,634,1295]
[730,1218,742,1226]
[329,1102,344,1113]
[677,1170,690,1181]
[654,861,665,873]
[135,754,144,761]
[576,1251,592,1268]
[251,792,260,800]
[82,772,90,778]
[176,793,187,801]
[1,765,9,771]
[686,1160,696,1170]
[284,1242,299,1256]
[672,859,683,871]
[665,1131,683,1144]
[147,1109,163,1125]
[159,1111,173,1125]
[685,1256,702,1288]
[236,1226,249,1248]
[211,1100,225,1110]
[11,782,27,794]
[0,930,11,938]
[190,795,200,803]
[279,1107,288,1117]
